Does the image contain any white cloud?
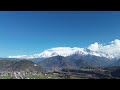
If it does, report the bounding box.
[88,39,120,58]
[88,42,102,51]
[8,55,33,59]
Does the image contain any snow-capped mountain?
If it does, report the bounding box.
[8,47,115,60]
[8,39,120,60]
[36,47,87,58]
[8,47,86,59]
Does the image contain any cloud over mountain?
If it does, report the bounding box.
[8,39,120,59]
[88,39,120,58]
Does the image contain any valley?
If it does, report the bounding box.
[0,59,119,79]
[0,67,119,79]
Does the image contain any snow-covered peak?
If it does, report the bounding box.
[8,47,115,60]
[8,39,120,60]
[33,47,86,58]
[8,47,87,59]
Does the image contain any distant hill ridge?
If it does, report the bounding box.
[0,60,44,73]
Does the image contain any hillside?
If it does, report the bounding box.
[39,55,114,71]
[0,60,44,73]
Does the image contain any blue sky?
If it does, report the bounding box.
[0,11,120,57]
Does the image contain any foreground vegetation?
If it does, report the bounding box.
[0,66,120,79]
[0,60,120,79]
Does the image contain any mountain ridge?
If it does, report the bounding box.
[8,47,117,60]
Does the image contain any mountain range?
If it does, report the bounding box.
[8,47,118,60]
[8,39,120,60]
[3,47,120,71]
